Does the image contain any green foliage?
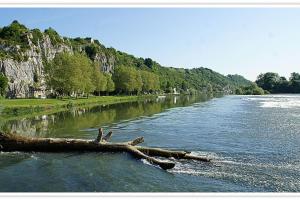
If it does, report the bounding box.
[31,28,43,46]
[0,73,8,97]
[0,20,29,49]
[113,66,143,94]
[105,40,252,94]
[227,74,252,86]
[140,70,160,92]
[0,49,7,59]
[44,27,63,46]
[66,101,74,108]
[256,72,281,93]
[85,44,101,59]
[236,83,264,95]
[144,64,250,95]
[92,65,107,95]
[33,70,39,83]
[115,51,137,67]
[69,37,106,53]
[105,73,115,93]
[144,58,154,68]
[235,87,243,95]
[45,52,95,97]
[0,20,30,61]
[0,96,141,119]
[289,72,300,93]
[256,72,300,93]
[135,71,143,94]
[181,81,189,91]
[32,72,41,90]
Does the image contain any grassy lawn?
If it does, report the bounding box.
[0,96,139,108]
[0,95,150,118]
[0,98,67,108]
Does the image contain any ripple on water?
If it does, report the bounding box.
[168,151,300,192]
[1,95,300,192]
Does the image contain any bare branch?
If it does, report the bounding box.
[95,128,103,143]
[103,131,113,142]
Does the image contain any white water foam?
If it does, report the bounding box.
[169,150,300,177]
[244,95,300,108]
[141,159,161,169]
[171,167,244,180]
[215,159,300,171]
[30,155,39,160]
[188,151,219,162]
[260,100,300,108]
[169,158,245,180]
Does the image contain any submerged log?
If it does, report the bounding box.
[0,130,211,170]
[136,146,211,162]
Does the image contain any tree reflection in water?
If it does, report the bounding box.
[1,94,212,138]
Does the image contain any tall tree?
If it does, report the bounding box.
[92,66,107,96]
[275,76,290,93]
[290,72,300,93]
[45,52,94,97]
[140,70,160,93]
[144,58,154,68]
[135,70,143,94]
[255,72,280,93]
[105,73,115,94]
[113,66,143,94]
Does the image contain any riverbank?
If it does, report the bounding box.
[0,95,154,119]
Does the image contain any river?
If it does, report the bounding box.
[0,94,299,192]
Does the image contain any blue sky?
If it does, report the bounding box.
[1,8,300,81]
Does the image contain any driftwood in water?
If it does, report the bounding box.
[0,129,211,170]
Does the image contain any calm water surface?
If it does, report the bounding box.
[0,94,300,192]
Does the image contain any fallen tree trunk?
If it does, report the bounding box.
[0,129,211,170]
[136,146,211,162]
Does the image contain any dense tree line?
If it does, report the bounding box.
[255,72,300,93]
[45,52,95,97]
[45,52,160,97]
[235,83,265,95]
[45,51,252,98]
[112,66,160,95]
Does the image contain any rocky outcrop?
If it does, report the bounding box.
[0,33,70,98]
[0,32,115,98]
[94,52,115,73]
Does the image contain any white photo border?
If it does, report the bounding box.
[0,1,300,199]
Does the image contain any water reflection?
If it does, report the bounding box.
[1,94,212,138]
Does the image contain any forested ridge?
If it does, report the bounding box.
[0,21,254,98]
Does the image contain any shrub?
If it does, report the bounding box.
[44,27,63,46]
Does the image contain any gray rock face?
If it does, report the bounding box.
[94,52,115,73]
[0,34,114,98]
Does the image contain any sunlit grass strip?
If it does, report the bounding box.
[0,95,152,118]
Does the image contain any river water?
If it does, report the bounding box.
[0,94,300,192]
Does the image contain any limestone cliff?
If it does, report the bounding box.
[0,22,116,98]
